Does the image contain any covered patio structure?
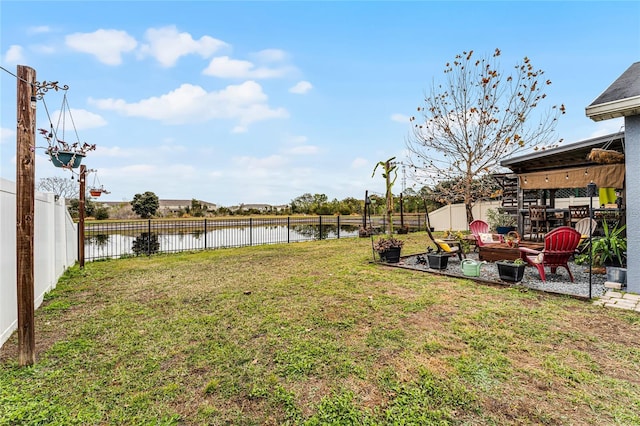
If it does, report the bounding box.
[500,132,626,239]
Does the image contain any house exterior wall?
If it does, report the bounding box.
[625,115,639,294]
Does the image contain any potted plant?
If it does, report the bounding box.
[89,186,111,198]
[423,247,449,270]
[373,236,404,263]
[486,208,516,235]
[427,253,449,269]
[591,221,627,284]
[496,257,526,282]
[39,128,96,169]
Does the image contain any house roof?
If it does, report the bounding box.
[159,199,217,208]
[586,62,640,121]
[500,132,625,174]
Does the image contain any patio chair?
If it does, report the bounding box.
[519,226,582,282]
[469,219,504,248]
[425,226,464,260]
[528,205,549,241]
[574,217,597,254]
[569,205,590,227]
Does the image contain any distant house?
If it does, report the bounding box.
[94,199,217,218]
[158,199,217,215]
[230,203,289,213]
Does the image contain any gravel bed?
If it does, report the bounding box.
[397,252,608,299]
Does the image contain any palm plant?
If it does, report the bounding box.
[591,221,626,267]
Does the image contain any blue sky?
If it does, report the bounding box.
[1,1,638,207]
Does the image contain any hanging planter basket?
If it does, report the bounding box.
[39,92,95,170]
[588,148,624,164]
[48,150,86,169]
[89,188,103,197]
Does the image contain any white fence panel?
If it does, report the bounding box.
[428,200,502,231]
[1,178,77,348]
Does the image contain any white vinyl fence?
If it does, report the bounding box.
[1,178,77,348]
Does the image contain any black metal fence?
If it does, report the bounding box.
[84,214,426,261]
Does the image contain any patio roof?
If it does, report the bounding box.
[500,132,625,174]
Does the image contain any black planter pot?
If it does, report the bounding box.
[496,226,516,235]
[496,261,526,282]
[379,247,402,263]
[427,254,449,270]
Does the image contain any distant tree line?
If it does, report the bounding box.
[40,176,501,221]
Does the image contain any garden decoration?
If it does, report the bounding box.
[38,92,96,169]
[371,156,404,262]
[461,259,486,277]
[372,156,399,237]
[505,231,520,248]
[89,172,110,198]
[588,134,625,165]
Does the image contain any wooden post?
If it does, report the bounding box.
[78,165,86,268]
[16,65,37,366]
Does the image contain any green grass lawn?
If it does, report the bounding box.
[1,232,639,425]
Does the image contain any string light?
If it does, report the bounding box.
[545,175,549,183]
[524,176,528,184]
[585,168,589,176]
[566,173,569,180]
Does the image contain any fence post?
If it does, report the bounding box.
[319,215,323,240]
[287,216,290,244]
[249,218,253,246]
[337,215,340,239]
[147,219,151,256]
[204,218,207,249]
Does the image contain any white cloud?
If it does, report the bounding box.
[88,81,289,129]
[3,45,25,64]
[289,81,312,94]
[288,145,319,155]
[287,135,308,144]
[27,26,51,35]
[119,164,157,174]
[203,56,292,79]
[251,49,287,63]
[391,113,410,123]
[139,26,228,67]
[232,154,289,178]
[93,146,130,158]
[50,109,107,131]
[0,127,16,144]
[351,157,368,168]
[65,29,137,65]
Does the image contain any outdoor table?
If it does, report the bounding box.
[478,241,545,262]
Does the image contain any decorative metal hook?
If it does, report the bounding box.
[33,80,69,99]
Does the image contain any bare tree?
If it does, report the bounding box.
[37,176,78,200]
[406,48,565,223]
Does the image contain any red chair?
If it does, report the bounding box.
[518,226,582,282]
[469,220,503,248]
